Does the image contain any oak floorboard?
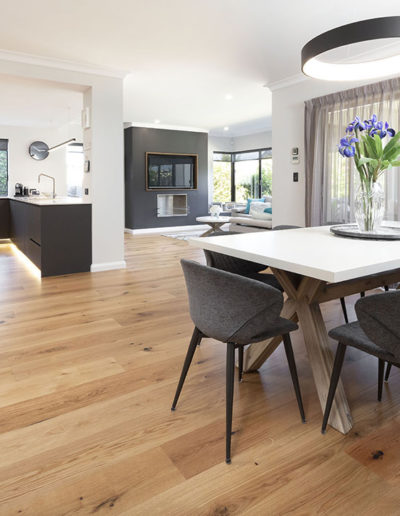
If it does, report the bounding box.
[0,234,400,514]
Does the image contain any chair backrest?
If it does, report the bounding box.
[203,232,266,274]
[204,249,266,275]
[356,291,400,361]
[273,225,301,231]
[181,259,283,344]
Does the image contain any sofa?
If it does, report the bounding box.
[229,196,273,232]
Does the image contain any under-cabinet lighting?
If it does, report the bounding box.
[10,244,41,279]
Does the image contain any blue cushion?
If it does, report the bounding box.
[244,198,265,214]
[264,207,272,214]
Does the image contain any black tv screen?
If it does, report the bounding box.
[146,152,197,190]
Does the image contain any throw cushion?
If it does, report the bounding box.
[249,202,273,220]
[244,198,265,214]
[264,207,272,214]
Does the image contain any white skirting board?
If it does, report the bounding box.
[125,225,208,235]
[90,260,127,273]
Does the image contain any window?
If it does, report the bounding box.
[212,153,232,203]
[0,139,8,196]
[212,148,272,203]
[66,143,84,197]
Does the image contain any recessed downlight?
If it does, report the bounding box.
[223,126,229,131]
[225,94,233,100]
[154,119,160,124]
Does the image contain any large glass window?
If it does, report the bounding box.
[213,153,232,203]
[66,143,84,197]
[212,148,272,202]
[0,139,8,196]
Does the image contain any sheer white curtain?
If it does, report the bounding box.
[305,78,400,226]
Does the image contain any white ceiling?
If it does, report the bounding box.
[0,1,399,134]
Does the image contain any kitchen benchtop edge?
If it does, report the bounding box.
[0,196,91,206]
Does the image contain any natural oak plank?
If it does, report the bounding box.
[0,234,399,514]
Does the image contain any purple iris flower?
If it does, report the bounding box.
[384,122,396,137]
[338,136,358,157]
[346,115,366,133]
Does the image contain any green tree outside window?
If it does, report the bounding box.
[0,150,7,196]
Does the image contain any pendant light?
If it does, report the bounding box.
[301,16,400,81]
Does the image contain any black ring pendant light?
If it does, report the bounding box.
[301,16,400,81]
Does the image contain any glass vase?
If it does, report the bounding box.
[354,181,384,233]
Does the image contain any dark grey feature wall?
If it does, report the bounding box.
[124,127,208,229]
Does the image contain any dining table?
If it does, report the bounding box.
[189,225,400,434]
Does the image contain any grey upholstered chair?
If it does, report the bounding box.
[322,291,400,433]
[172,259,306,463]
[203,245,282,291]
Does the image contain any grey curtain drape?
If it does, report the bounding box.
[305,77,400,227]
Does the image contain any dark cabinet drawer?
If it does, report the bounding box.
[25,237,41,269]
[0,199,9,238]
[10,200,27,253]
[26,204,41,245]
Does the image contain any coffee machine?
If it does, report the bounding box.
[15,183,23,196]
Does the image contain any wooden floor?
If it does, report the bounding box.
[1,234,400,515]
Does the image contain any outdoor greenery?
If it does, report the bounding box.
[213,158,272,203]
[213,162,231,202]
[0,150,7,196]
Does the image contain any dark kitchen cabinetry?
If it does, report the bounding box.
[8,200,91,277]
[0,199,10,238]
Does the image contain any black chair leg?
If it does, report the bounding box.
[322,342,347,434]
[360,291,365,298]
[226,343,236,464]
[340,297,349,323]
[282,333,306,423]
[171,327,202,410]
[384,285,389,292]
[238,346,244,383]
[385,362,392,383]
[378,358,385,401]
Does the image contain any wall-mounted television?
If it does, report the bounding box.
[146,152,198,190]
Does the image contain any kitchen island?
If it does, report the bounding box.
[0,197,91,277]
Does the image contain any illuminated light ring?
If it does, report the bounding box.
[301,17,400,81]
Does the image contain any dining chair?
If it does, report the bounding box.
[322,291,400,433]
[203,232,282,291]
[172,259,306,463]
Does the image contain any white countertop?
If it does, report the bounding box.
[3,196,91,206]
[189,225,400,283]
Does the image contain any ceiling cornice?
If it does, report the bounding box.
[125,122,208,133]
[0,49,130,79]
[266,72,308,91]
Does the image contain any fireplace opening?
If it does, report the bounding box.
[157,194,188,217]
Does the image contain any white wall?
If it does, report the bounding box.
[272,78,376,227]
[0,58,125,271]
[233,130,272,151]
[2,123,82,197]
[208,130,272,202]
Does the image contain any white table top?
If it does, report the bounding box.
[196,216,230,223]
[189,225,400,283]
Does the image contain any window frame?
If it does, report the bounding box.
[66,142,84,198]
[0,139,9,197]
[213,147,272,202]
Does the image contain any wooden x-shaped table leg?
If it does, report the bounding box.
[243,268,353,434]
